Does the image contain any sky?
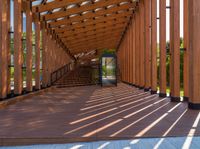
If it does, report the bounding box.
[10,0,184,42]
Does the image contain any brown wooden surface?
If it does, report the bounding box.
[26,0,33,92]
[188,0,200,104]
[151,0,157,92]
[0,83,199,146]
[170,0,180,98]
[14,0,23,95]
[0,0,8,99]
[183,0,189,99]
[144,0,151,90]
[139,0,145,88]
[159,0,166,95]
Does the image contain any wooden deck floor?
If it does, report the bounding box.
[0,83,200,146]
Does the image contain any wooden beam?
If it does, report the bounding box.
[188,0,200,109]
[159,0,167,97]
[35,21,41,90]
[26,0,33,92]
[170,0,180,101]
[0,0,8,99]
[183,0,189,101]
[151,0,157,94]
[14,0,23,95]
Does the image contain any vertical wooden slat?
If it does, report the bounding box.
[183,0,189,101]
[170,0,180,101]
[7,0,11,95]
[42,23,48,88]
[188,0,200,109]
[35,21,40,90]
[135,8,140,87]
[144,0,151,91]
[26,0,32,92]
[0,0,8,99]
[151,0,157,94]
[132,17,136,85]
[139,0,145,88]
[159,0,167,97]
[14,0,22,95]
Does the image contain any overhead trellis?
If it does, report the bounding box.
[31,0,136,55]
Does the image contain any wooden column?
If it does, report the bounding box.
[128,27,131,83]
[7,0,11,95]
[35,20,41,90]
[170,0,180,101]
[135,8,140,87]
[151,0,157,94]
[132,17,136,85]
[139,0,145,88]
[144,0,151,91]
[14,0,22,95]
[42,23,48,88]
[26,0,32,92]
[0,0,8,99]
[159,0,167,97]
[188,0,200,109]
[183,0,189,101]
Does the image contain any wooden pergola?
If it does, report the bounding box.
[0,0,200,110]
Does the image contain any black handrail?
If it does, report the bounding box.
[50,63,71,85]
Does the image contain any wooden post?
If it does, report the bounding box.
[35,20,41,90]
[151,0,157,94]
[135,8,140,87]
[183,0,189,101]
[0,0,8,99]
[132,17,136,85]
[144,0,151,91]
[26,0,33,92]
[170,0,180,101]
[7,0,11,95]
[14,0,23,95]
[159,0,167,97]
[188,0,200,109]
[42,22,48,88]
[139,0,145,89]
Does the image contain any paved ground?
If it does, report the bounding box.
[0,83,200,147]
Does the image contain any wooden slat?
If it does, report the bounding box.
[183,0,189,100]
[7,0,11,95]
[151,0,157,93]
[42,24,48,88]
[14,0,23,95]
[159,0,166,96]
[35,21,41,90]
[132,16,136,85]
[26,0,33,92]
[144,0,151,91]
[135,7,140,87]
[188,0,200,108]
[170,0,180,101]
[0,0,8,99]
[139,0,145,88]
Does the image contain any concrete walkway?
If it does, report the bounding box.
[0,83,200,147]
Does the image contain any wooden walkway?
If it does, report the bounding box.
[0,83,200,146]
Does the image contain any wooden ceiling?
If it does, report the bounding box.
[32,0,136,56]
